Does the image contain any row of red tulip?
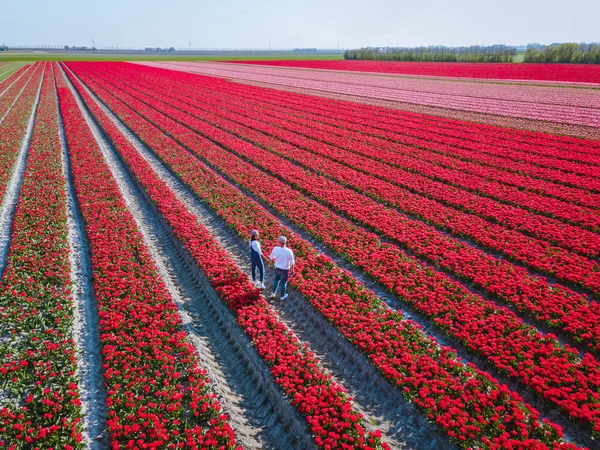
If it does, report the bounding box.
[0,65,84,449]
[193,86,600,216]
[235,89,600,174]
[205,97,600,254]
[146,61,600,128]
[226,65,600,155]
[224,59,600,86]
[225,77,600,162]
[64,62,388,450]
[216,60,600,154]
[81,64,600,352]
[68,62,600,439]
[67,61,584,448]
[136,83,600,341]
[54,64,238,449]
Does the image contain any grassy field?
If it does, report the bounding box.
[0,61,27,81]
[0,52,344,62]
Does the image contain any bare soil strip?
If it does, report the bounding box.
[54,63,109,449]
[62,64,317,450]
[0,65,44,278]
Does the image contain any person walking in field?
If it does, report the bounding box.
[249,230,268,289]
[269,235,295,300]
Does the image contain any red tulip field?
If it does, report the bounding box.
[0,60,599,450]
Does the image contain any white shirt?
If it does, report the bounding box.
[270,246,295,270]
[249,240,263,255]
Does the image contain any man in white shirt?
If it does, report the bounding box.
[269,235,295,300]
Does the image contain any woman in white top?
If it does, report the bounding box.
[249,230,268,289]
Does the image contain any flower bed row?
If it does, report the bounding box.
[54,64,238,449]
[0,65,84,449]
[140,62,600,128]
[67,62,600,439]
[177,61,600,157]
[63,61,389,450]
[104,62,600,257]
[78,64,600,351]
[214,80,600,192]
[66,61,585,449]
[215,62,600,157]
[164,63,597,168]
[212,64,600,110]
[224,59,600,86]
[211,67,600,160]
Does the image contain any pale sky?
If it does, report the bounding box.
[2,0,598,49]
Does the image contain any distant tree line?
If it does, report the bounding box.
[523,43,600,64]
[64,46,97,51]
[143,47,177,53]
[344,45,517,62]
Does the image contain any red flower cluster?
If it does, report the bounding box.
[64,64,388,450]
[65,61,584,448]
[54,64,238,449]
[0,65,84,448]
[224,59,600,84]
[184,81,599,225]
